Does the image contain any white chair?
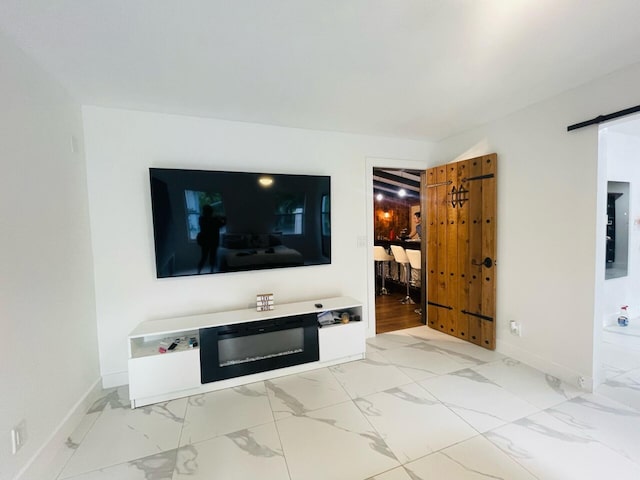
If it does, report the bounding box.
[373,246,394,295]
[406,249,422,314]
[390,245,414,304]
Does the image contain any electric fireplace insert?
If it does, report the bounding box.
[199,313,319,383]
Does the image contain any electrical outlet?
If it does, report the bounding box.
[10,420,27,455]
[578,376,586,389]
[509,320,521,337]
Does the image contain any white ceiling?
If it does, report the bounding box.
[2,0,640,141]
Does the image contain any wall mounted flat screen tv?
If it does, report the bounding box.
[149,168,331,278]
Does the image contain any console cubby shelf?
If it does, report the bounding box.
[128,296,364,408]
[129,331,200,359]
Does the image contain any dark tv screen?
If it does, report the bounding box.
[149,168,331,278]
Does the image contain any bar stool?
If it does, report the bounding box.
[405,249,421,287]
[390,245,414,304]
[373,246,394,295]
[406,249,422,314]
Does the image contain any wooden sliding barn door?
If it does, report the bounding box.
[424,154,497,349]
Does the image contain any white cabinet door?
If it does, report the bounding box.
[319,321,366,362]
[129,349,201,400]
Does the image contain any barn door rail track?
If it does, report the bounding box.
[567,104,640,131]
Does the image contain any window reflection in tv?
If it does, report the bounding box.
[149,168,331,278]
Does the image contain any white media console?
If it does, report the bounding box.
[127,296,364,408]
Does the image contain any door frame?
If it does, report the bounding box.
[365,156,429,338]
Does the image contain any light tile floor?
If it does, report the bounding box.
[598,322,640,412]
[46,326,640,480]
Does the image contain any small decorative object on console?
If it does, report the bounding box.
[257,293,275,311]
[317,311,335,326]
[318,310,350,326]
[158,341,169,354]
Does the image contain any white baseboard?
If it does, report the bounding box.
[16,378,103,480]
[497,342,593,392]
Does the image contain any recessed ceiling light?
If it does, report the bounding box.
[258,176,273,187]
[376,193,383,201]
[398,189,407,197]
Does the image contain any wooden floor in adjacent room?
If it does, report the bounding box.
[375,292,424,334]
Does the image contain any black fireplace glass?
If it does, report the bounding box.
[218,327,305,367]
[199,313,319,383]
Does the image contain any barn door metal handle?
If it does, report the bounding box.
[472,257,493,268]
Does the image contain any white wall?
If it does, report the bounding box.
[82,106,433,385]
[601,124,640,323]
[0,33,100,480]
[432,62,640,389]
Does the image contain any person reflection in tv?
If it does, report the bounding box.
[196,205,227,274]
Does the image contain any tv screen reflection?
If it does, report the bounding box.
[149,168,331,278]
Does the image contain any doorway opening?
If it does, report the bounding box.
[597,113,640,409]
[372,168,424,334]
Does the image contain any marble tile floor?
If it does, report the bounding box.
[597,323,640,412]
[45,326,640,480]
